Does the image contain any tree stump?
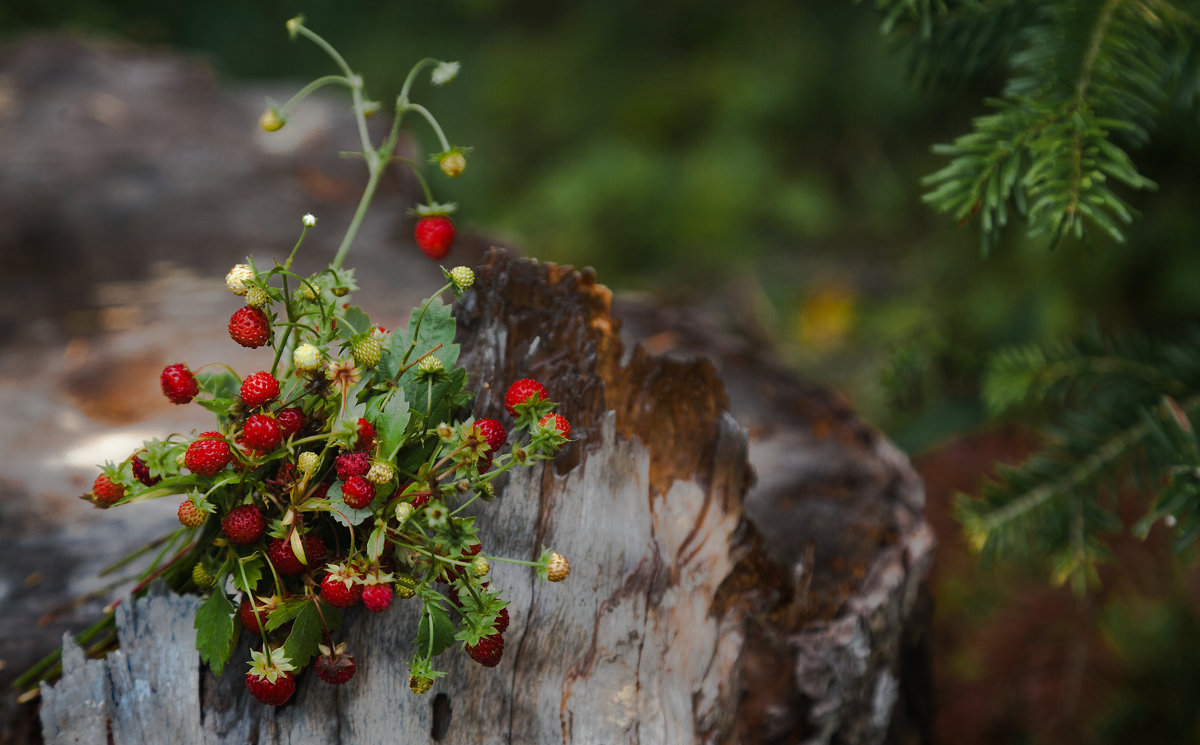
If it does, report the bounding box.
[40,249,933,745]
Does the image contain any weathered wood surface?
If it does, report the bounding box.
[41,249,933,745]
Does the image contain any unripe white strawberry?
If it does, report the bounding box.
[547,552,569,582]
[449,266,474,290]
[298,451,319,475]
[394,502,414,524]
[417,355,444,375]
[226,264,255,295]
[294,343,322,371]
[470,555,490,578]
[366,460,393,484]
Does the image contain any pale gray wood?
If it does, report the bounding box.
[39,635,109,745]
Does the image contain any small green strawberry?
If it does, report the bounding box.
[352,335,382,368]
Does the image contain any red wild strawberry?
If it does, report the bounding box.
[465,633,504,667]
[239,595,279,634]
[504,378,547,417]
[320,568,362,608]
[245,648,296,706]
[246,670,295,706]
[240,371,280,408]
[355,417,376,451]
[131,453,160,487]
[475,418,506,452]
[160,363,199,404]
[267,534,326,576]
[362,582,394,613]
[335,451,371,480]
[276,407,305,439]
[414,215,455,260]
[315,643,356,685]
[222,505,265,545]
[341,476,376,509]
[229,306,270,348]
[539,412,571,438]
[185,432,231,476]
[92,473,124,505]
[495,606,510,634]
[177,499,206,528]
[242,414,282,452]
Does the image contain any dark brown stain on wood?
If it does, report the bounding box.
[455,248,735,499]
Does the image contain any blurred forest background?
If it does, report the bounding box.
[4,1,1200,743]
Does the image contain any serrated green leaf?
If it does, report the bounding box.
[195,590,237,676]
[367,521,387,562]
[374,389,410,461]
[412,298,460,368]
[336,305,372,340]
[383,297,462,379]
[283,601,324,669]
[231,555,264,595]
[403,367,470,425]
[265,597,310,631]
[194,397,239,418]
[415,602,455,659]
[196,369,240,399]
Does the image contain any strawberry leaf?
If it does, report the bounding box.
[403,367,469,425]
[412,298,460,369]
[282,601,323,669]
[415,601,454,658]
[372,388,410,461]
[265,596,309,632]
[381,297,460,378]
[335,305,372,341]
[196,369,240,399]
[231,555,264,595]
[195,590,237,676]
[367,521,387,562]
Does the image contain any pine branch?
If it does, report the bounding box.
[868,0,1200,249]
[960,379,1200,592]
[984,333,1193,417]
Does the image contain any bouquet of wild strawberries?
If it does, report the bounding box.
[21,17,572,707]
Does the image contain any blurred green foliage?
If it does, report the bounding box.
[4,0,1199,453]
[6,3,1200,742]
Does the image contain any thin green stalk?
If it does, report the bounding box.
[277,75,355,117]
[100,532,174,576]
[399,58,440,105]
[404,102,452,152]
